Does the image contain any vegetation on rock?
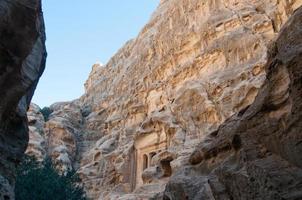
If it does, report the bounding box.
[40,107,53,121]
[15,156,86,200]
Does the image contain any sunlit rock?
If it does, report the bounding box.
[26,0,302,199]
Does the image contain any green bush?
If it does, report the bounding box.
[40,107,53,121]
[15,156,87,200]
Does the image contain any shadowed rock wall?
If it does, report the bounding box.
[0,0,46,199]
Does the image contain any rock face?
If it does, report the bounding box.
[26,102,83,173]
[45,102,83,172]
[26,104,46,161]
[26,0,302,199]
[79,1,302,199]
[164,7,302,200]
[0,0,46,199]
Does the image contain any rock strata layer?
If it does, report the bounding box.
[26,0,302,199]
[0,0,46,199]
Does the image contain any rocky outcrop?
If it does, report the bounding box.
[0,0,46,199]
[78,1,302,199]
[25,0,302,199]
[26,104,46,161]
[164,7,302,200]
[45,102,83,172]
[26,102,84,173]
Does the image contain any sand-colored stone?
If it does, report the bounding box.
[164,8,302,199]
[79,1,302,199]
[26,0,302,199]
[26,104,46,161]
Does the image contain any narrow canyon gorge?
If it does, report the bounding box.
[1,0,302,200]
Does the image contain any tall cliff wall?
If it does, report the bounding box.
[165,7,302,199]
[80,1,302,199]
[26,0,301,199]
[0,0,47,199]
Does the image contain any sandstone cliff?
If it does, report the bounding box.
[26,0,302,199]
[165,7,302,199]
[0,0,47,199]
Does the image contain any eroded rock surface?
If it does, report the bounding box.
[79,1,302,199]
[26,102,83,173]
[26,0,302,199]
[164,7,302,200]
[0,0,46,199]
[26,104,46,161]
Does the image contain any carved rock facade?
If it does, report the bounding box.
[79,1,302,199]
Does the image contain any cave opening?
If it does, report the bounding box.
[143,154,148,170]
[161,160,172,177]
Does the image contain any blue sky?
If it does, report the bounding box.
[32,1,159,107]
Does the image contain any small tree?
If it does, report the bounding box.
[40,107,53,121]
[15,156,87,200]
